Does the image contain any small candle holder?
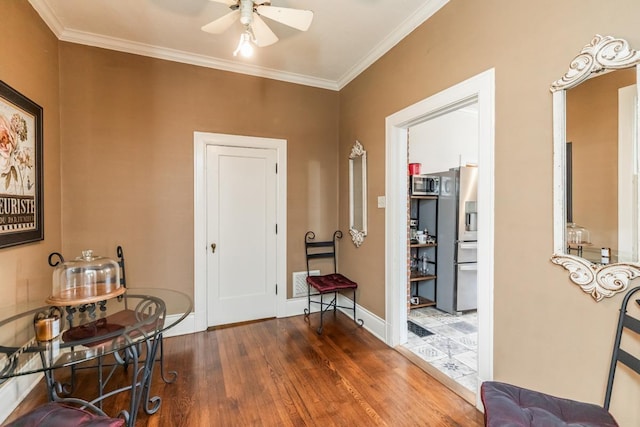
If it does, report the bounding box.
[33,307,62,342]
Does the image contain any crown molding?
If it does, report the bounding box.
[28,0,64,35]
[63,28,339,90]
[28,0,448,92]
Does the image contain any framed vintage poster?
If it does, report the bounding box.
[0,80,43,249]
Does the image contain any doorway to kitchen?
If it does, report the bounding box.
[384,69,494,409]
[403,104,479,398]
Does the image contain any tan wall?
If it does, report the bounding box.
[567,68,635,252]
[0,1,61,305]
[4,0,640,424]
[338,0,640,425]
[58,43,339,299]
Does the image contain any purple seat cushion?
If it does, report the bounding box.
[61,318,124,346]
[5,402,124,427]
[481,381,618,427]
[61,309,163,347]
[307,273,357,293]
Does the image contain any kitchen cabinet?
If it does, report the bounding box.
[409,195,438,308]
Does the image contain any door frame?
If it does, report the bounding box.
[384,69,495,407]
[193,132,287,331]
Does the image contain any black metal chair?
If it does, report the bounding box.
[481,285,640,426]
[116,245,127,293]
[113,246,176,384]
[303,231,364,334]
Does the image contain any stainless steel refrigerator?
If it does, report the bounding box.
[435,166,478,314]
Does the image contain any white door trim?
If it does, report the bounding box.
[385,69,495,408]
[618,84,637,261]
[194,132,287,332]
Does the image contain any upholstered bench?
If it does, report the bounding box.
[481,381,618,426]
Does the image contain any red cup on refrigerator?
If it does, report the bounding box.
[408,163,421,175]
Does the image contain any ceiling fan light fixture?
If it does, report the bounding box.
[239,0,254,25]
[202,0,311,50]
[233,28,255,57]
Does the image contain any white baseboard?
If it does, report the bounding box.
[0,358,44,424]
[336,294,386,342]
[284,296,314,317]
[163,312,197,338]
[283,294,386,342]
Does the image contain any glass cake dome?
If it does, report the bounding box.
[566,222,591,246]
[46,250,124,305]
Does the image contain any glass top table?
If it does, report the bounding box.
[0,288,192,378]
[0,287,192,425]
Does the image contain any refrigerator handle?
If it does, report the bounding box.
[459,264,478,271]
[459,242,478,250]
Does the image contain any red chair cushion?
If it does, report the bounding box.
[307,274,357,293]
[481,381,618,427]
[62,318,124,346]
[5,402,124,427]
[61,309,163,347]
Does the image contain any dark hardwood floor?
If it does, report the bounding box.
[5,313,483,426]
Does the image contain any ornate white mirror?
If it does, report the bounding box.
[349,140,367,247]
[551,35,640,300]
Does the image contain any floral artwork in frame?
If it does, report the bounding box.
[0,80,43,249]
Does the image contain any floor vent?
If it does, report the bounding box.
[292,270,319,298]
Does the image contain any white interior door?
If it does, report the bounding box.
[206,145,277,326]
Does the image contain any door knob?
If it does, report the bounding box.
[211,243,216,253]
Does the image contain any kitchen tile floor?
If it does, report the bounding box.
[404,307,478,393]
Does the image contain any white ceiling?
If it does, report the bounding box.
[28,0,448,91]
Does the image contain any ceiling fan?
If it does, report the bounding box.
[202,0,314,49]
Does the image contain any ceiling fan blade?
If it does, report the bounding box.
[207,0,237,6]
[201,10,240,34]
[256,5,313,31]
[251,14,279,47]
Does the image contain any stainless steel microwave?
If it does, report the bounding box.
[411,175,440,195]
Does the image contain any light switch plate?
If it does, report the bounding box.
[377,196,386,208]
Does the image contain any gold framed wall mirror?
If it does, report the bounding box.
[551,35,640,301]
[349,140,367,247]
